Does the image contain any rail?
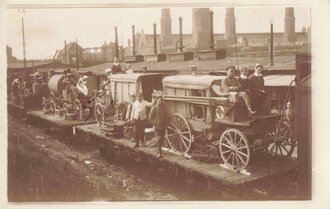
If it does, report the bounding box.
[163,95,229,106]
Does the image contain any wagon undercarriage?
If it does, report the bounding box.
[165,113,296,172]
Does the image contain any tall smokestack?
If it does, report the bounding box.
[115,26,119,59]
[225,7,236,45]
[153,23,157,54]
[160,8,173,47]
[209,10,214,49]
[179,16,183,52]
[132,25,136,56]
[283,7,296,42]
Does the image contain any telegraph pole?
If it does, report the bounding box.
[22,17,27,79]
[76,38,79,70]
[270,21,274,66]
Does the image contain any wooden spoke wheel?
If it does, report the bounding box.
[73,99,83,121]
[95,103,105,126]
[219,129,250,171]
[165,113,192,154]
[267,120,295,159]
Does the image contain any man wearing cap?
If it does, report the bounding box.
[130,93,154,148]
[248,63,267,113]
[111,57,123,74]
[148,96,169,158]
[221,66,256,117]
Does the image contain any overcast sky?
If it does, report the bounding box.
[6,6,310,60]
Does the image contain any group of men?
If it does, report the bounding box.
[125,93,169,158]
[215,63,267,117]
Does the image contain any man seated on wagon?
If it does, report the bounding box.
[248,63,268,113]
[221,66,256,117]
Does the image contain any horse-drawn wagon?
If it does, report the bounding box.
[162,74,295,171]
[94,72,168,125]
[42,72,96,120]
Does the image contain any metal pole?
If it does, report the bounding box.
[209,11,214,50]
[270,22,274,66]
[132,25,136,56]
[234,21,239,69]
[76,38,79,70]
[179,17,183,53]
[115,26,119,59]
[64,40,67,64]
[153,23,157,54]
[22,17,27,79]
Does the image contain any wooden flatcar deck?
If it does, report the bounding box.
[27,110,96,131]
[75,123,296,187]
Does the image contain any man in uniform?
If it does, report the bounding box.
[148,96,169,158]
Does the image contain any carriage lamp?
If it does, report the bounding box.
[189,65,198,76]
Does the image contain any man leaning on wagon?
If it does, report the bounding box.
[130,93,154,148]
[221,66,256,117]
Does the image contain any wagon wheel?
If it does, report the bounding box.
[267,120,295,159]
[62,103,69,119]
[73,99,83,121]
[95,103,105,126]
[49,92,56,113]
[165,113,192,154]
[219,129,250,171]
[41,97,49,113]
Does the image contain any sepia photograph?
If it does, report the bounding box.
[2,0,330,208]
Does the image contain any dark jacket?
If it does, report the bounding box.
[248,74,265,91]
[148,103,170,131]
[221,76,242,93]
[112,64,122,74]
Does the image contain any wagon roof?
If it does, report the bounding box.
[110,73,167,83]
[264,75,296,87]
[163,74,226,90]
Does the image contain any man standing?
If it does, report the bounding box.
[221,66,256,117]
[130,93,153,148]
[149,96,169,158]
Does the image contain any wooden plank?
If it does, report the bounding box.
[74,123,296,186]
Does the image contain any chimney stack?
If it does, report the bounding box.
[283,7,296,42]
[115,26,119,59]
[179,17,183,52]
[153,23,157,54]
[209,10,214,49]
[224,7,236,45]
[132,25,136,56]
